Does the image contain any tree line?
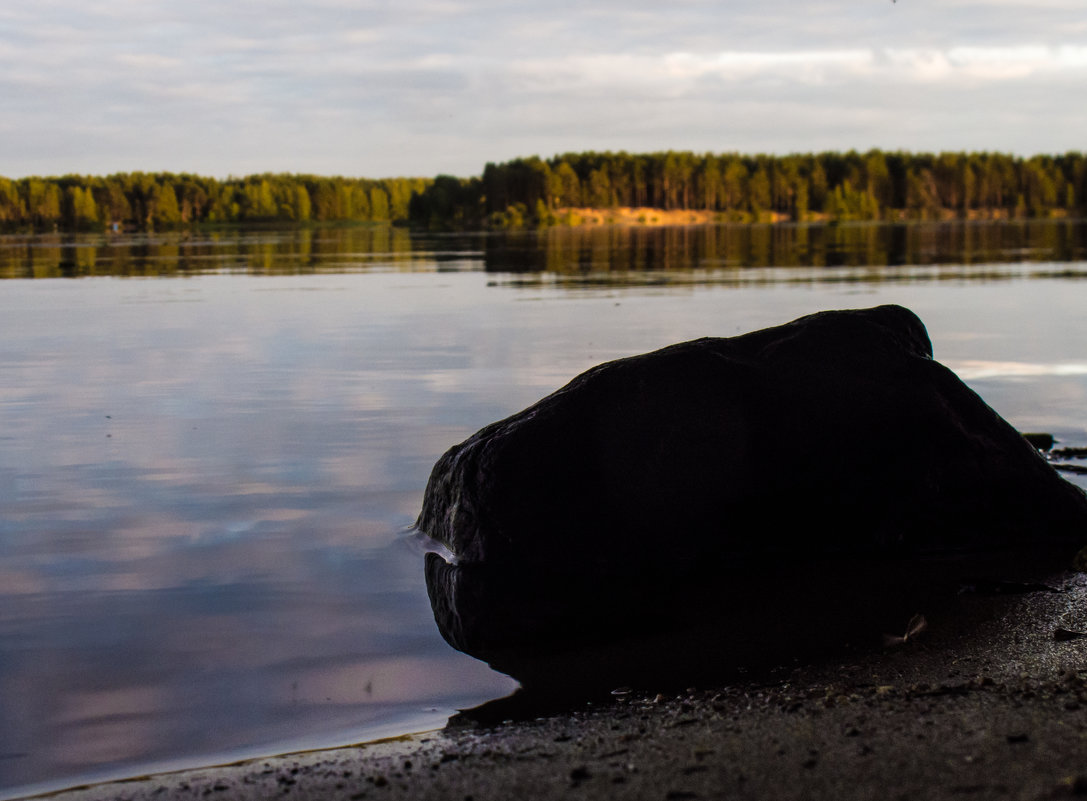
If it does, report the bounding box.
[457,150,1087,227]
[0,173,428,230]
[2,150,1086,231]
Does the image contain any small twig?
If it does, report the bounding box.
[883,613,927,648]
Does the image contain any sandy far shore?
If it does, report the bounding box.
[550,207,794,225]
[555,207,721,225]
[23,573,1087,801]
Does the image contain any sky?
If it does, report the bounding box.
[2,0,1086,179]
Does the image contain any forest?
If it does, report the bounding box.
[0,173,428,230]
[1,149,1085,231]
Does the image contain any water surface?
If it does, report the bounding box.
[2,221,1087,797]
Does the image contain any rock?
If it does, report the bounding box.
[418,305,1087,690]
[1023,432,1055,451]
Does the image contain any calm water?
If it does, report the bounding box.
[3,221,1087,797]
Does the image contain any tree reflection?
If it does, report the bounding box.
[482,220,1087,279]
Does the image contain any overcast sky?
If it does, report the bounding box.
[2,1,1085,178]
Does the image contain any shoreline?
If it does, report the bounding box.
[4,209,1076,238]
[22,569,1087,801]
[0,721,450,801]
[4,731,440,801]
[530,205,1057,228]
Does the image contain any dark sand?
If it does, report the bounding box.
[24,571,1087,801]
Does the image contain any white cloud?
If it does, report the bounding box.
[665,50,876,77]
[114,53,184,70]
[3,1,1087,176]
[506,44,1087,96]
[885,45,1087,82]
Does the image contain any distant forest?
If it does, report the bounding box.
[2,150,1086,231]
[0,173,428,231]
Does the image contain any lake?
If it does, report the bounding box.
[3,221,1087,798]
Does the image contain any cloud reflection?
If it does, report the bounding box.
[947,360,1087,381]
[0,268,529,793]
[4,231,1087,794]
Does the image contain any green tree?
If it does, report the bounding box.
[244,179,277,219]
[370,186,390,220]
[1023,158,1058,216]
[554,161,581,207]
[696,154,722,211]
[747,167,771,216]
[67,185,98,227]
[0,177,25,223]
[177,178,210,222]
[721,158,748,212]
[864,151,892,214]
[292,184,312,221]
[26,179,62,226]
[587,167,612,208]
[153,181,182,225]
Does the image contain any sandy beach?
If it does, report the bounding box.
[23,566,1087,801]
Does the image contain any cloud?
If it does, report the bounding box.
[665,50,877,79]
[113,52,184,70]
[885,45,1087,81]
[3,1,1087,176]
[503,45,1087,97]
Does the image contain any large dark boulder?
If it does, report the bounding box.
[418,305,1087,690]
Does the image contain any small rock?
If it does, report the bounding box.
[1055,628,1087,642]
[570,766,591,783]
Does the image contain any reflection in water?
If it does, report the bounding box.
[945,360,1087,380]
[3,219,1087,281]
[1,223,1087,797]
[483,219,1087,276]
[0,227,432,279]
[0,269,523,797]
